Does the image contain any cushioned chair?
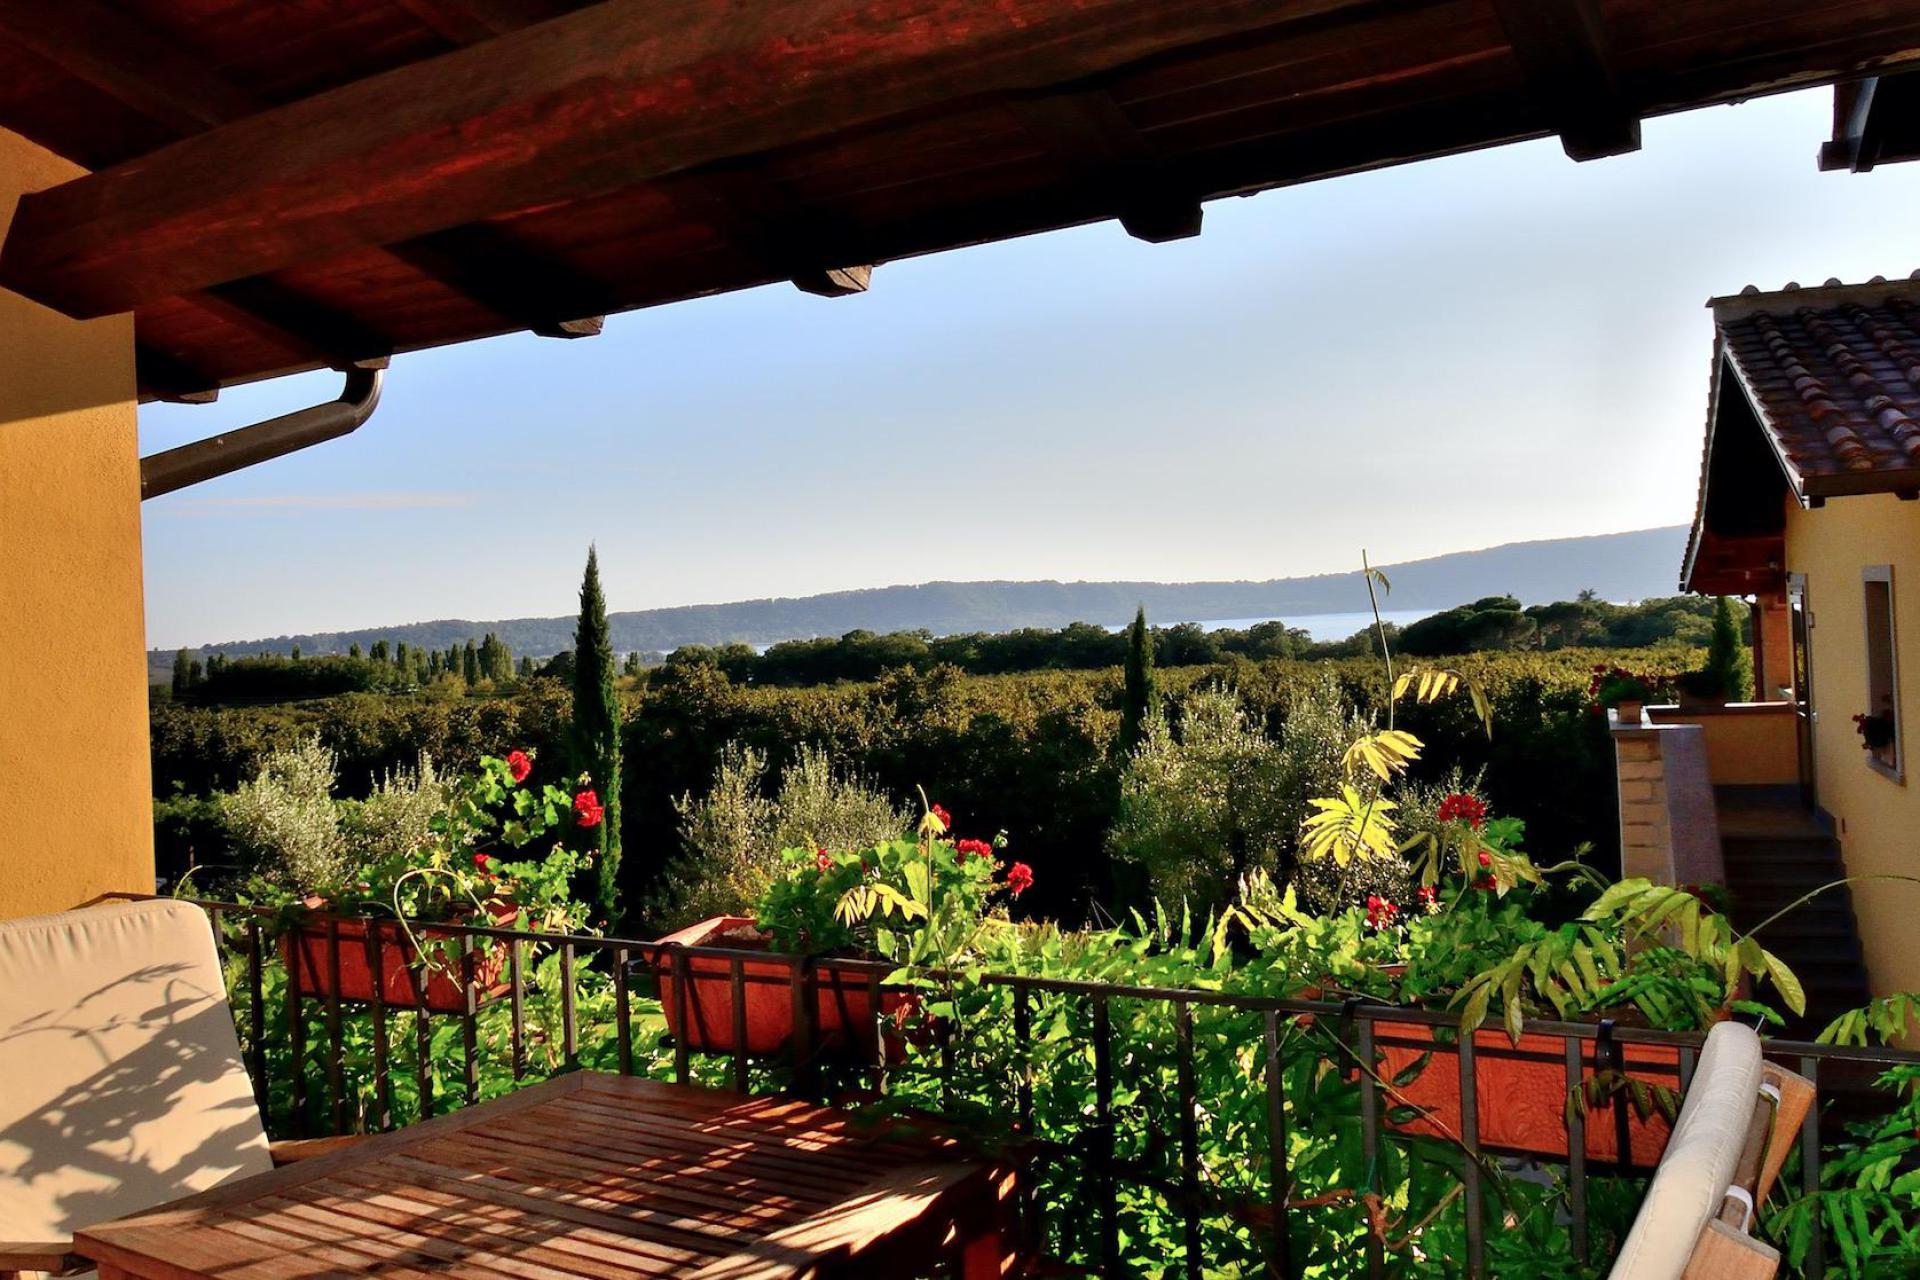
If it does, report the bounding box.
[1607,1022,1815,1280]
[0,899,354,1278]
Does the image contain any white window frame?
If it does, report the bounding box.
[1861,564,1903,784]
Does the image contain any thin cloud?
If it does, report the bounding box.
[155,491,479,514]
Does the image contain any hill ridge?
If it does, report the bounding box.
[158,525,1687,662]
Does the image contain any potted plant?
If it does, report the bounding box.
[1592,670,1655,723]
[1363,797,1795,1167]
[653,799,1032,1063]
[1853,710,1896,757]
[1292,583,1800,1169]
[277,749,597,1012]
[1676,668,1729,711]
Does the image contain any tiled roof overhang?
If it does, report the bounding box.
[1683,277,1920,595]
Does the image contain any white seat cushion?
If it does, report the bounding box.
[1607,1021,1766,1280]
[0,899,273,1242]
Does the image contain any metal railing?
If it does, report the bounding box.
[118,894,1920,1280]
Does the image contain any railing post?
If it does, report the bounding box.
[614,944,633,1076]
[246,918,268,1122]
[364,925,392,1131]
[324,917,346,1134]
[1458,1018,1484,1278]
[1262,1009,1295,1280]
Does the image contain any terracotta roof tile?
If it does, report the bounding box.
[1681,275,1920,593]
[1711,276,1920,489]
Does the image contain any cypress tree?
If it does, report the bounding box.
[187,659,204,688]
[348,643,362,659]
[462,641,479,685]
[171,648,192,696]
[371,640,389,663]
[289,644,301,661]
[1118,605,1158,754]
[570,546,623,924]
[622,651,642,677]
[518,656,535,677]
[395,641,408,668]
[1705,596,1754,701]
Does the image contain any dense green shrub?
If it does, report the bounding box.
[153,647,1693,929]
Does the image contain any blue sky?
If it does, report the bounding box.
[141,87,1920,650]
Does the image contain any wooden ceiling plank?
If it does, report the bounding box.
[0,0,259,135]
[669,166,873,298]
[390,0,574,46]
[199,277,394,367]
[0,0,1366,318]
[385,225,609,337]
[1008,87,1201,242]
[136,343,221,403]
[1488,0,1639,161]
[0,0,418,368]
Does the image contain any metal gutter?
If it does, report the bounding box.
[139,368,383,500]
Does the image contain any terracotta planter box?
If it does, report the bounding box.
[653,916,917,1064]
[1371,1018,1680,1169]
[281,906,514,1014]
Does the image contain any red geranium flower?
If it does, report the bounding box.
[473,852,491,870]
[930,803,953,831]
[505,750,532,783]
[573,790,604,828]
[815,848,834,873]
[1005,862,1034,898]
[955,838,993,860]
[1436,793,1487,829]
[1477,850,1492,868]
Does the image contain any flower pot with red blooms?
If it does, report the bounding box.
[267,749,600,1005]
[657,796,1033,1066]
[651,915,922,1063]
[280,898,518,1012]
[1319,791,1805,1172]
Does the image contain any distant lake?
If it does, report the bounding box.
[1178,608,1435,641]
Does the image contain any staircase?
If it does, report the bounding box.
[1714,787,1872,1039]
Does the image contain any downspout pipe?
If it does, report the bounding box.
[140,368,384,500]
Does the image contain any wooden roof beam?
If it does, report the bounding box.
[0,0,1352,318]
[0,0,409,369]
[385,225,608,337]
[0,0,258,136]
[392,0,578,46]
[1490,0,1638,162]
[136,344,220,404]
[199,277,393,368]
[1010,88,1202,243]
[670,166,873,298]
[1821,72,1920,173]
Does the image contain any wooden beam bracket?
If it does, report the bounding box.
[1490,0,1639,161]
[1009,88,1202,243]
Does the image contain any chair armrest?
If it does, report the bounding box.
[0,1240,87,1275]
[269,1134,369,1165]
[1754,1063,1815,1208]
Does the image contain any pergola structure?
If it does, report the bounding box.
[2,0,1920,404]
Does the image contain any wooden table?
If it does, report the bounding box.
[75,1073,1018,1280]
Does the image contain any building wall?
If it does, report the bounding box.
[0,127,154,918]
[1783,491,1920,999]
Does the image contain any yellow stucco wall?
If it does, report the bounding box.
[1783,492,1920,999]
[1648,704,1802,786]
[0,127,154,918]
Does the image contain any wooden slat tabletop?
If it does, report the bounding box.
[75,1074,1015,1280]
